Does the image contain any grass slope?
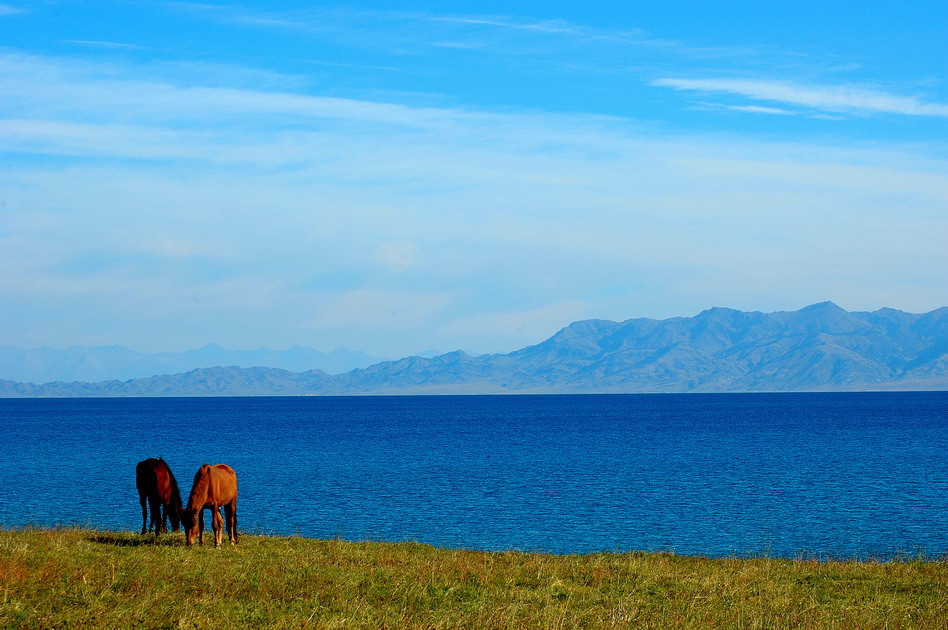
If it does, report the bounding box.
[1,528,946,628]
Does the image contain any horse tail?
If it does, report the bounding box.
[135,460,152,503]
[136,459,154,534]
[167,465,184,531]
[135,460,146,494]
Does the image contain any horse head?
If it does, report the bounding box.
[168,495,184,532]
[182,508,199,546]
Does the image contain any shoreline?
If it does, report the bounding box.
[3,525,946,564]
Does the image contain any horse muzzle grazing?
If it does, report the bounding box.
[182,508,200,546]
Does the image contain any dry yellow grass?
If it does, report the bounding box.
[1,528,946,628]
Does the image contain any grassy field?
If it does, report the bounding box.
[1,528,946,629]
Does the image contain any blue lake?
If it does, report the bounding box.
[0,392,945,558]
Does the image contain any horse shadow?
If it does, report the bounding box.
[88,533,182,547]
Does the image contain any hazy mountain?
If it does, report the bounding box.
[0,344,385,383]
[2,303,946,397]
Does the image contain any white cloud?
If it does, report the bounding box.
[0,4,24,16]
[430,15,606,39]
[653,78,948,117]
[724,104,795,116]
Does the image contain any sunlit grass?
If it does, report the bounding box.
[1,528,945,628]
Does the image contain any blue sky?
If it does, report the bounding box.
[1,1,946,357]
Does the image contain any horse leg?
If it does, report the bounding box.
[198,509,205,546]
[139,493,148,535]
[149,495,164,535]
[159,500,170,534]
[212,506,224,548]
[224,501,237,545]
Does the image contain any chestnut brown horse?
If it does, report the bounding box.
[135,458,183,536]
[183,464,238,547]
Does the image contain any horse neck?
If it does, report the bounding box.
[186,471,210,510]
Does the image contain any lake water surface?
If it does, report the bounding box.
[0,392,945,558]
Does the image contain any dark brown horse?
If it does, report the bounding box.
[183,464,238,547]
[135,457,183,536]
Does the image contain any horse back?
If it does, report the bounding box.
[191,463,237,506]
[137,458,180,504]
[136,458,161,497]
[209,464,238,503]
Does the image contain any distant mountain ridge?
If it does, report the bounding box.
[0,344,385,383]
[2,302,946,397]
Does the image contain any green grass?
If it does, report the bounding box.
[1,528,946,629]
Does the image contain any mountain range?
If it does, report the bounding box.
[2,302,946,397]
[0,344,384,383]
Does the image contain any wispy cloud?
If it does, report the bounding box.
[723,104,796,116]
[161,3,756,67]
[653,78,948,117]
[64,40,144,50]
[428,15,644,42]
[0,4,25,16]
[157,2,943,127]
[432,15,584,34]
